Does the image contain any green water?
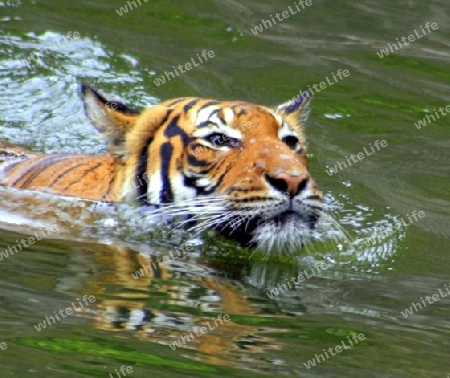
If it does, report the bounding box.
[0,0,449,377]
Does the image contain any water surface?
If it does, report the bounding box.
[0,0,449,377]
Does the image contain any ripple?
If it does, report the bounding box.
[0,31,159,154]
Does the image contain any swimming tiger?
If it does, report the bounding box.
[0,85,324,253]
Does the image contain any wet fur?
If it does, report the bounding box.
[0,86,324,253]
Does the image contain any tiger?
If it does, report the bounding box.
[0,85,324,253]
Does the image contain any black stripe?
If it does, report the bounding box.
[136,138,151,203]
[207,108,220,119]
[165,98,189,107]
[230,187,264,193]
[160,142,174,203]
[104,175,115,201]
[188,167,213,175]
[164,116,191,147]
[60,163,104,191]
[183,174,210,197]
[196,120,219,129]
[187,154,210,167]
[183,175,198,193]
[12,155,69,188]
[217,109,227,125]
[48,161,97,188]
[190,142,204,150]
[81,85,139,115]
[135,110,172,204]
[231,197,270,203]
[188,156,221,174]
[105,100,139,115]
[209,158,221,171]
[183,99,201,113]
[203,162,233,195]
[197,101,221,113]
[231,104,248,115]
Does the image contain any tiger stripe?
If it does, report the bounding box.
[11,155,66,187]
[0,85,324,253]
[59,162,104,192]
[1,154,114,200]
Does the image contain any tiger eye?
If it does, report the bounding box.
[282,135,299,149]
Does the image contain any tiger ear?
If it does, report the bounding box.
[275,90,312,127]
[81,84,140,159]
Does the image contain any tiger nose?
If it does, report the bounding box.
[265,173,309,197]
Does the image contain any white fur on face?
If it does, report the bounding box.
[193,108,242,141]
[147,171,164,204]
[251,213,312,254]
[171,172,197,203]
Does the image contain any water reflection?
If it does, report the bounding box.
[1,1,449,375]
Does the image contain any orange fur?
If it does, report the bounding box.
[0,85,323,252]
[1,154,115,200]
[0,88,318,203]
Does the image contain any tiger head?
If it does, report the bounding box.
[83,86,324,254]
